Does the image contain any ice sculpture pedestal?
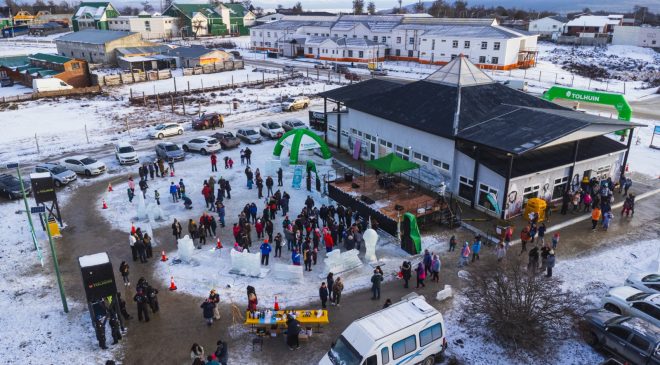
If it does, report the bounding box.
[321,249,362,277]
[177,235,195,264]
[229,249,268,278]
[272,263,303,282]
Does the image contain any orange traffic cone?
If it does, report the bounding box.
[102,199,108,209]
[274,296,280,311]
[107,183,113,192]
[169,276,177,291]
[170,170,174,177]
[161,250,168,262]
[216,238,223,249]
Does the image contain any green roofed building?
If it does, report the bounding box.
[163,3,226,37]
[217,3,256,36]
[72,2,120,32]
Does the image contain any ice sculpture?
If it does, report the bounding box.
[230,249,261,277]
[363,228,378,263]
[435,284,453,302]
[323,249,361,275]
[177,235,195,264]
[146,202,166,222]
[272,263,303,282]
[136,193,148,220]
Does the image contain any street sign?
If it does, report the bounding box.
[31,206,46,214]
[6,163,18,169]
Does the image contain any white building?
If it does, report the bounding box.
[304,36,381,62]
[528,15,567,36]
[612,25,660,48]
[250,15,538,69]
[564,14,623,37]
[318,56,641,219]
[108,13,178,40]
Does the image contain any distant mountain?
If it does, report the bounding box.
[400,0,658,13]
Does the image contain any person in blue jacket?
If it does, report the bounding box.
[169,182,178,202]
[291,248,301,266]
[259,239,271,266]
[471,236,481,262]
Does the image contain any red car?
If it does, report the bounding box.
[345,72,361,81]
[192,113,224,130]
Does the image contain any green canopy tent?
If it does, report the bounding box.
[365,153,419,174]
[273,129,332,165]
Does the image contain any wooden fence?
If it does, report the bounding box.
[0,85,102,104]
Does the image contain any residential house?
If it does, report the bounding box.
[0,53,90,88]
[319,56,641,219]
[612,25,660,48]
[564,14,623,39]
[116,45,175,71]
[528,15,567,37]
[216,3,255,35]
[165,44,232,67]
[162,3,226,37]
[72,2,120,31]
[108,12,179,39]
[55,29,154,64]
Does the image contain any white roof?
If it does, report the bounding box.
[342,296,439,355]
[79,252,110,268]
[425,55,494,87]
[29,172,52,179]
[566,15,621,27]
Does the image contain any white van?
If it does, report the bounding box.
[319,294,447,365]
[499,79,528,92]
[32,78,74,93]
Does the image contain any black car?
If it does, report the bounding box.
[583,309,660,365]
[0,173,31,199]
[210,131,241,149]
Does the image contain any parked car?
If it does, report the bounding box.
[182,136,221,155]
[282,119,308,131]
[0,173,31,199]
[319,294,447,365]
[210,131,241,149]
[114,142,139,165]
[259,121,285,139]
[345,72,361,81]
[34,163,77,187]
[0,77,14,87]
[236,128,262,144]
[332,63,349,74]
[601,286,660,327]
[32,78,73,92]
[282,65,295,72]
[229,50,241,59]
[150,123,183,139]
[192,113,222,130]
[583,309,660,365]
[155,142,185,161]
[281,96,310,111]
[499,79,528,92]
[314,62,330,69]
[626,272,660,294]
[61,155,106,176]
[370,68,388,76]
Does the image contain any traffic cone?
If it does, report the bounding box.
[161,250,168,262]
[274,296,280,311]
[107,183,113,192]
[169,276,177,291]
[102,199,108,209]
[216,238,223,249]
[170,170,174,177]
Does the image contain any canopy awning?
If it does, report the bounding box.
[365,153,419,174]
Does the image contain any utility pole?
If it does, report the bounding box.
[33,206,68,313]
[8,163,42,265]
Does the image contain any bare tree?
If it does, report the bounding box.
[141,0,153,13]
[192,18,205,39]
[463,259,581,353]
[291,2,303,14]
[412,0,425,13]
[352,0,364,14]
[367,1,376,14]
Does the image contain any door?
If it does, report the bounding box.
[605,326,632,358]
[370,142,376,160]
[626,334,651,365]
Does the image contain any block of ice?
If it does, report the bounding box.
[363,228,378,263]
[436,284,453,302]
[146,202,166,222]
[177,235,195,264]
[323,249,361,275]
[136,193,148,221]
[272,263,303,282]
[230,249,261,277]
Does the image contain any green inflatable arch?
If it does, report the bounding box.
[543,86,632,121]
[273,129,332,164]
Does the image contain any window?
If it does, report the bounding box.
[459,176,474,201]
[630,334,650,350]
[381,347,390,364]
[348,50,353,57]
[452,40,458,48]
[373,36,378,41]
[358,51,364,58]
[72,62,80,70]
[632,302,660,321]
[408,50,414,57]
[413,152,429,163]
[478,56,486,63]
[408,37,414,44]
[328,124,337,132]
[382,36,386,42]
[267,32,270,37]
[596,165,611,179]
[395,49,401,56]
[552,176,569,200]
[431,39,435,50]
[419,323,443,347]
[481,41,487,49]
[493,42,500,50]
[491,57,499,64]
[464,40,470,48]
[478,183,499,211]
[608,327,631,341]
[392,335,416,360]
[352,34,357,38]
[395,145,410,160]
[523,185,540,201]
[308,47,312,53]
[451,54,457,60]
[396,36,401,44]
[365,355,377,365]
[363,35,367,40]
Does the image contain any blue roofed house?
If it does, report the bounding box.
[55,29,154,65]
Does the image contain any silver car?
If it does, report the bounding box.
[35,163,77,187]
[625,272,660,294]
[601,286,660,328]
[237,128,262,144]
[155,142,185,161]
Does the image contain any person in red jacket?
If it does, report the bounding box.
[324,232,334,252]
[519,225,531,255]
[202,183,212,208]
[255,219,264,239]
[210,152,218,172]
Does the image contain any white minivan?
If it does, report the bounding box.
[32,78,74,92]
[319,294,447,365]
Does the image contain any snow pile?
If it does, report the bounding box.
[539,44,660,86]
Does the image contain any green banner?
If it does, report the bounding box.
[543,86,632,121]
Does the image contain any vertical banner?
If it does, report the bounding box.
[353,140,362,160]
[292,165,303,190]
